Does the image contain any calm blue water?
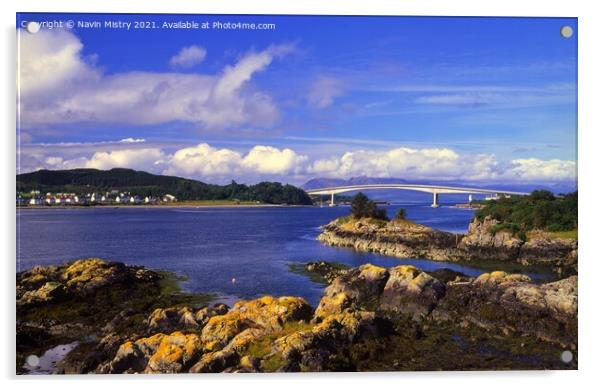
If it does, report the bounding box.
[16,201,549,305]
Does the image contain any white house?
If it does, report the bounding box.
[163,194,177,202]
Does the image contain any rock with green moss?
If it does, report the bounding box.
[17,259,577,373]
[16,258,213,374]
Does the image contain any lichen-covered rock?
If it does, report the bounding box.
[519,233,578,276]
[18,259,578,373]
[230,296,313,332]
[61,259,130,295]
[459,216,523,259]
[104,296,313,374]
[318,218,463,262]
[146,304,229,334]
[379,265,445,319]
[314,264,389,319]
[474,271,532,285]
[17,281,68,306]
[103,331,204,374]
[272,310,379,371]
[435,272,577,347]
[318,216,577,275]
[146,332,203,373]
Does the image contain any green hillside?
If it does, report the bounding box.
[16,168,313,205]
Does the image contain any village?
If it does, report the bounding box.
[16,190,177,207]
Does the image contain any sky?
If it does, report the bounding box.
[16,13,578,187]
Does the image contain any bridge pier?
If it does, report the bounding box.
[431,192,440,208]
[330,192,335,206]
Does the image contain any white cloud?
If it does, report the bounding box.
[502,158,576,181]
[20,142,576,184]
[169,45,207,68]
[18,30,292,130]
[84,148,167,170]
[164,143,307,179]
[307,76,345,108]
[119,138,146,143]
[242,145,308,174]
[165,143,244,177]
[307,147,575,182]
[34,148,167,172]
[18,29,100,98]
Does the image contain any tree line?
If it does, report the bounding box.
[16,168,313,205]
[476,190,577,233]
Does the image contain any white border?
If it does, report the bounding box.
[3,1,600,387]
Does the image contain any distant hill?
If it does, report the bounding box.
[17,168,313,205]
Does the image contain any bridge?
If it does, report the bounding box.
[305,184,529,208]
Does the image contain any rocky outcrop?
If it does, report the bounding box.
[146,304,229,334]
[16,258,205,374]
[18,260,578,373]
[17,259,160,308]
[318,216,577,275]
[435,272,577,347]
[458,216,523,259]
[314,264,577,348]
[100,296,315,373]
[318,219,464,261]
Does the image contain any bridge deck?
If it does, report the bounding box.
[306,184,529,196]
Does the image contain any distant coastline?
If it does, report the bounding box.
[16,202,314,210]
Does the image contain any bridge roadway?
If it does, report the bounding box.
[305,184,529,207]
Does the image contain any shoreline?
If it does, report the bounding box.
[17,258,577,373]
[317,216,578,277]
[16,203,315,210]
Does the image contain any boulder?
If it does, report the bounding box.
[145,332,203,373]
[314,264,389,319]
[61,259,129,295]
[379,265,445,319]
[17,281,68,306]
[474,271,532,285]
[459,216,523,260]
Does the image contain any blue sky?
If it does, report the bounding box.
[17,13,577,186]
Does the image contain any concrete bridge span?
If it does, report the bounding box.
[305,184,529,207]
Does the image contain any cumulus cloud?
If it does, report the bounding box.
[34,148,167,172]
[18,30,292,130]
[242,146,307,174]
[169,45,207,68]
[165,143,244,177]
[164,143,307,179]
[18,29,100,98]
[501,158,576,181]
[20,142,576,184]
[85,148,167,170]
[307,147,575,182]
[307,76,345,108]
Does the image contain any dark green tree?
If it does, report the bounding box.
[350,192,389,220]
[394,208,407,221]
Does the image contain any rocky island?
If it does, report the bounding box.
[318,216,577,276]
[17,258,577,373]
[318,191,578,277]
